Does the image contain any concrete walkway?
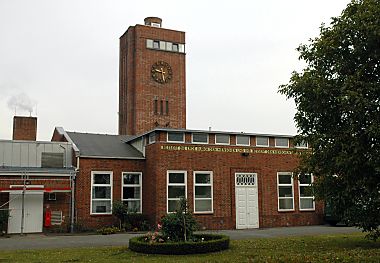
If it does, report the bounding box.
[0,225,361,251]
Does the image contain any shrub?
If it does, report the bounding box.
[97,226,120,235]
[161,198,198,242]
[124,213,150,231]
[129,234,230,255]
[112,201,151,231]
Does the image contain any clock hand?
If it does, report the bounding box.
[155,69,163,73]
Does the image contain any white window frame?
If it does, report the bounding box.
[215,134,230,145]
[277,172,294,212]
[167,170,187,213]
[90,171,113,215]
[191,133,209,144]
[275,137,289,148]
[146,39,153,49]
[167,132,185,143]
[122,172,142,213]
[236,135,250,146]
[256,136,269,147]
[295,141,308,149]
[193,171,213,214]
[298,174,315,211]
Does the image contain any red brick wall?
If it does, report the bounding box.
[75,158,146,229]
[143,140,323,230]
[13,116,37,141]
[119,23,186,135]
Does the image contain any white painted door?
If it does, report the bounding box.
[8,191,44,234]
[235,173,259,229]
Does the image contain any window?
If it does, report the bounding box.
[122,172,142,213]
[165,100,169,115]
[154,99,158,115]
[277,172,294,211]
[256,136,269,147]
[275,137,289,148]
[159,41,166,50]
[215,134,230,145]
[167,171,187,213]
[166,42,172,51]
[48,193,56,201]
[91,172,112,214]
[148,132,156,144]
[179,44,185,53]
[299,174,315,210]
[160,100,164,115]
[151,22,161,28]
[153,41,159,49]
[192,133,208,144]
[194,172,213,213]
[172,44,178,52]
[146,39,153,48]
[167,132,185,143]
[295,141,308,149]
[236,135,250,146]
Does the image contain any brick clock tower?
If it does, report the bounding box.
[119,17,186,135]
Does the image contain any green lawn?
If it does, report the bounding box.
[0,233,379,263]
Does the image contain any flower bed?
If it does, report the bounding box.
[129,233,230,255]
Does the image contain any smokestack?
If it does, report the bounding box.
[13,116,37,141]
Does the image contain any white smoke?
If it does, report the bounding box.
[7,93,36,116]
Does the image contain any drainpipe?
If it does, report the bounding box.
[20,172,26,236]
[70,156,79,233]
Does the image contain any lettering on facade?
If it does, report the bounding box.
[160,145,301,155]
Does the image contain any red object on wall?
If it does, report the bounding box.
[44,210,51,227]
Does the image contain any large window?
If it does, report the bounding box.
[275,137,289,148]
[91,171,112,215]
[167,132,185,143]
[215,134,230,145]
[277,172,294,211]
[167,171,187,213]
[192,133,208,144]
[194,172,213,213]
[256,136,269,147]
[122,172,142,213]
[236,135,250,146]
[299,174,315,210]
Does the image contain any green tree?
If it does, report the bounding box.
[279,0,380,240]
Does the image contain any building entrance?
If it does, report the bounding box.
[235,173,259,229]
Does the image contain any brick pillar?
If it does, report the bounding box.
[13,116,37,141]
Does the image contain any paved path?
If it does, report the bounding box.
[0,225,361,251]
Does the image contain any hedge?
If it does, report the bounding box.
[129,233,230,255]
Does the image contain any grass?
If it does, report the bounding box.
[0,233,379,262]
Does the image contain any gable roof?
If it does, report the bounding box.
[66,132,144,159]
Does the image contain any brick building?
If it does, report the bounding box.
[0,117,74,234]
[52,17,323,230]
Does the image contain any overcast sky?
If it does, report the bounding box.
[0,0,351,141]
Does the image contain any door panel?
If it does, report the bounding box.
[8,191,43,234]
[235,173,259,229]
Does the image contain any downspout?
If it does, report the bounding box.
[70,156,79,233]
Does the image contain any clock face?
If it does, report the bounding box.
[151,61,172,84]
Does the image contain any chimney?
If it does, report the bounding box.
[13,116,37,141]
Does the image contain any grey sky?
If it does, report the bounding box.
[0,0,350,141]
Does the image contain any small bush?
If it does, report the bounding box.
[97,226,120,235]
[125,213,150,231]
[129,233,230,255]
[161,198,198,242]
